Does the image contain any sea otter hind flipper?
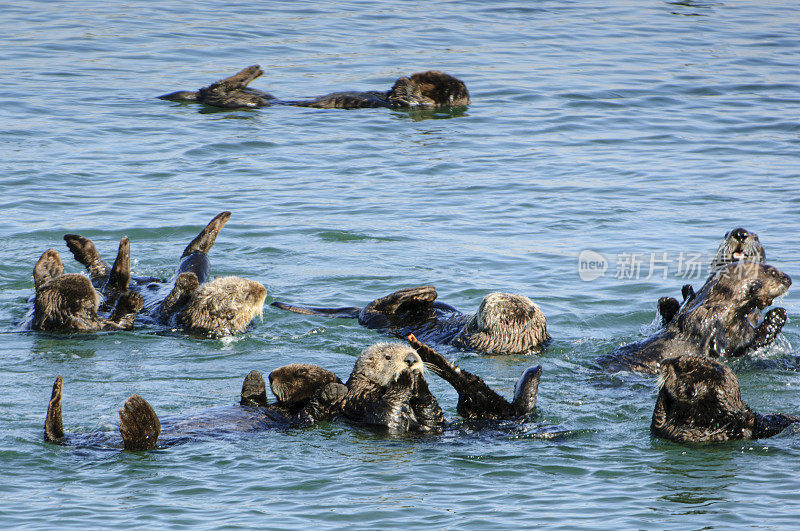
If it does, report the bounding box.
[158,272,200,323]
[241,370,269,408]
[407,334,514,420]
[118,394,161,451]
[658,297,680,326]
[105,237,131,296]
[270,301,361,319]
[180,211,232,258]
[63,234,109,282]
[44,376,64,443]
[206,65,263,92]
[511,366,542,417]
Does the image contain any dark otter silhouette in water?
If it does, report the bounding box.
[158,65,276,108]
[272,286,549,355]
[657,228,767,326]
[25,244,143,333]
[64,212,267,336]
[407,334,542,421]
[651,356,799,443]
[158,65,469,110]
[44,365,343,451]
[599,262,791,374]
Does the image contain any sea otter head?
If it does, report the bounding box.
[710,228,765,273]
[347,342,424,389]
[711,263,791,311]
[651,355,754,442]
[268,363,342,407]
[388,71,470,108]
[455,293,549,355]
[178,276,267,336]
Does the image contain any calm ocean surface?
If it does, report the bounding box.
[2,0,800,528]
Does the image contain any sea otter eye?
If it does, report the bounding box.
[384,354,392,361]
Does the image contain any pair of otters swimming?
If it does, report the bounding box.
[28,212,267,337]
[158,65,470,110]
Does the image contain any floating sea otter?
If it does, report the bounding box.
[599,262,791,374]
[651,356,799,443]
[158,65,470,110]
[272,285,549,355]
[44,365,343,451]
[25,243,143,333]
[657,227,767,326]
[64,212,267,337]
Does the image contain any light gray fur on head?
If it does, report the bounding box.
[178,276,267,336]
[348,342,423,388]
[456,292,548,354]
[710,228,765,273]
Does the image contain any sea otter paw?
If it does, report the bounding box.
[751,307,788,351]
[658,297,680,325]
[320,382,348,405]
[118,394,161,451]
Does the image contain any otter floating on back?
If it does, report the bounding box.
[24,243,143,333]
[64,212,267,337]
[44,365,343,451]
[158,65,470,110]
[272,285,549,355]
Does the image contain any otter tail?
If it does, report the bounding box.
[181,211,232,258]
[44,376,64,443]
[118,394,161,451]
[271,301,360,319]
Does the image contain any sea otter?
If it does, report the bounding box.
[158,65,469,110]
[657,228,766,325]
[272,286,549,355]
[44,364,343,451]
[407,334,542,421]
[64,212,267,337]
[158,65,276,108]
[25,245,143,333]
[651,356,799,443]
[339,342,444,433]
[599,262,791,374]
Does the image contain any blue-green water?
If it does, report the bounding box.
[2,0,800,528]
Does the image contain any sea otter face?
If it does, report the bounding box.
[388,71,470,108]
[710,228,766,272]
[459,292,549,354]
[178,276,267,336]
[713,263,791,310]
[350,343,424,388]
[269,363,341,406]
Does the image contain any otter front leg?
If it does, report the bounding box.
[658,297,680,326]
[741,308,787,356]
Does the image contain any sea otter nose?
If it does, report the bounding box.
[404,352,419,368]
[730,228,748,242]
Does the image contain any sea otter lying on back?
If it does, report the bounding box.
[44,364,343,451]
[600,262,791,374]
[651,356,799,443]
[64,212,267,337]
[158,65,470,110]
[273,285,549,355]
[24,244,143,333]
